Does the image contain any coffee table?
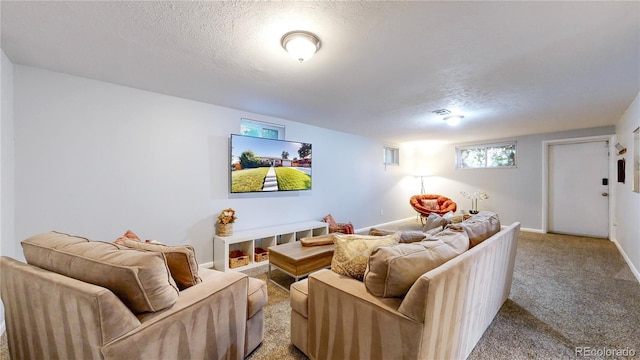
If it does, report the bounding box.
[267,241,334,290]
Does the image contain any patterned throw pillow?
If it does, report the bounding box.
[421,199,440,211]
[331,233,401,280]
[114,229,141,245]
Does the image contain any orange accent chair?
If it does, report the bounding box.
[322,214,354,234]
[409,194,457,222]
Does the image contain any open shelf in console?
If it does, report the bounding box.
[213,220,329,272]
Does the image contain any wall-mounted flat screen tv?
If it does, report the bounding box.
[230,134,312,193]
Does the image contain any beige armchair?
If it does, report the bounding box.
[1,232,267,360]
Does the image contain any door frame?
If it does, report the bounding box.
[542,135,616,237]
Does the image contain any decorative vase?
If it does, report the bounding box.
[217,223,233,237]
[469,199,479,215]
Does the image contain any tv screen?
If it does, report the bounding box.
[230,134,312,193]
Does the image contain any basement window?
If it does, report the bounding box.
[456,141,516,169]
[384,146,400,166]
[240,119,285,140]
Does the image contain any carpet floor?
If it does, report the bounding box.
[245,227,640,360]
[2,225,639,360]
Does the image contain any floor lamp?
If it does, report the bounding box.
[414,170,432,195]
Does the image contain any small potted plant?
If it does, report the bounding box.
[217,208,237,236]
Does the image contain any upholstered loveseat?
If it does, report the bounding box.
[290,212,520,360]
[0,231,267,360]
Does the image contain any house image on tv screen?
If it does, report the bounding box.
[230,134,312,193]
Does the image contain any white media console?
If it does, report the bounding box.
[213,220,329,272]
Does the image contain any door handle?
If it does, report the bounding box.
[602,192,609,197]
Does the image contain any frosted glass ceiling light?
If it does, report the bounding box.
[444,115,463,126]
[281,31,321,63]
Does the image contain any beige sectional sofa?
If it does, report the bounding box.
[290,213,521,360]
[0,231,267,360]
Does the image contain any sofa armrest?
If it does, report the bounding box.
[306,269,422,359]
[309,269,404,314]
[102,271,249,360]
[0,256,141,359]
[398,222,521,360]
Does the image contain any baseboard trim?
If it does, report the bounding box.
[611,239,640,284]
[199,261,214,269]
[520,227,544,233]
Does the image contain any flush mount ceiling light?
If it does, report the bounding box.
[443,115,464,126]
[281,31,321,63]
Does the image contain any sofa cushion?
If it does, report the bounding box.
[22,231,179,313]
[368,228,426,243]
[290,278,309,318]
[424,226,444,237]
[364,230,469,298]
[423,227,470,253]
[331,233,400,281]
[422,213,450,232]
[120,239,202,290]
[247,277,268,318]
[448,211,500,248]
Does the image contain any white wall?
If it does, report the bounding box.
[11,65,415,264]
[3,61,638,335]
[1,48,16,335]
[614,92,640,280]
[1,50,15,259]
[404,126,614,231]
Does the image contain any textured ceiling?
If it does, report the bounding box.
[1,1,639,144]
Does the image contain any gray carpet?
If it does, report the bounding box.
[2,227,639,360]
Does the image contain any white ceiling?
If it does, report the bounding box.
[1,1,638,144]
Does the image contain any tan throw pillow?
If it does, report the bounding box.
[120,239,202,290]
[368,228,426,243]
[22,231,179,313]
[331,233,400,281]
[364,239,464,297]
[300,234,334,247]
[423,227,444,237]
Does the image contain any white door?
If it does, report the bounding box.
[548,140,609,238]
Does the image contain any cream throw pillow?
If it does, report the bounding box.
[331,233,400,281]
